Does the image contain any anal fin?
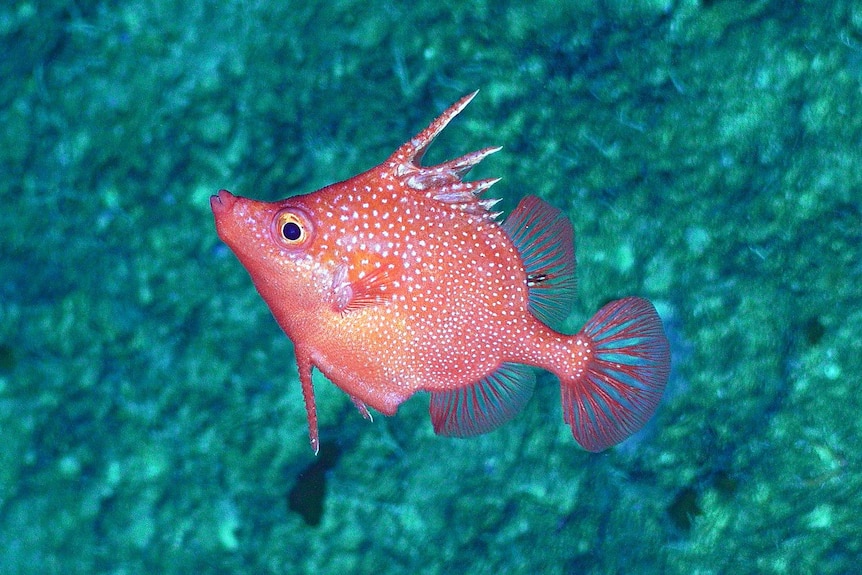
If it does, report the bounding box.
[429,363,535,437]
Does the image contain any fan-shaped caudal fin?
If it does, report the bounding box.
[561,297,670,452]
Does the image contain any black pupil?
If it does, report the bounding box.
[282,221,302,241]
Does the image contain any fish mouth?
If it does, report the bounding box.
[210,189,236,214]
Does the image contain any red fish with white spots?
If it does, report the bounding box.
[211,92,670,454]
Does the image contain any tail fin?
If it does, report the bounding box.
[561,297,670,452]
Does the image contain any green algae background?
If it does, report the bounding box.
[1,0,860,573]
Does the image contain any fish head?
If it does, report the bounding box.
[211,189,329,323]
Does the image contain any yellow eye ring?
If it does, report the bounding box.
[273,209,312,247]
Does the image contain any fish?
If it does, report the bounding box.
[211,92,671,455]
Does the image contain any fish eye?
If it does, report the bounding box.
[283,221,301,241]
[273,209,312,247]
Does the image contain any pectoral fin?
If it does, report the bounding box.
[331,260,400,313]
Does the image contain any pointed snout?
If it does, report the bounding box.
[210,189,237,215]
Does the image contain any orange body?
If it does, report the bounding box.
[212,93,670,454]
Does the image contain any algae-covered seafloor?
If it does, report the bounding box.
[1,1,860,573]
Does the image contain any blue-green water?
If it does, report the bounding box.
[2,1,859,573]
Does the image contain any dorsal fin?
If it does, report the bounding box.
[501,196,577,329]
[386,92,502,217]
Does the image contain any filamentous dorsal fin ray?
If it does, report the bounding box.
[387,91,502,217]
[409,90,480,164]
